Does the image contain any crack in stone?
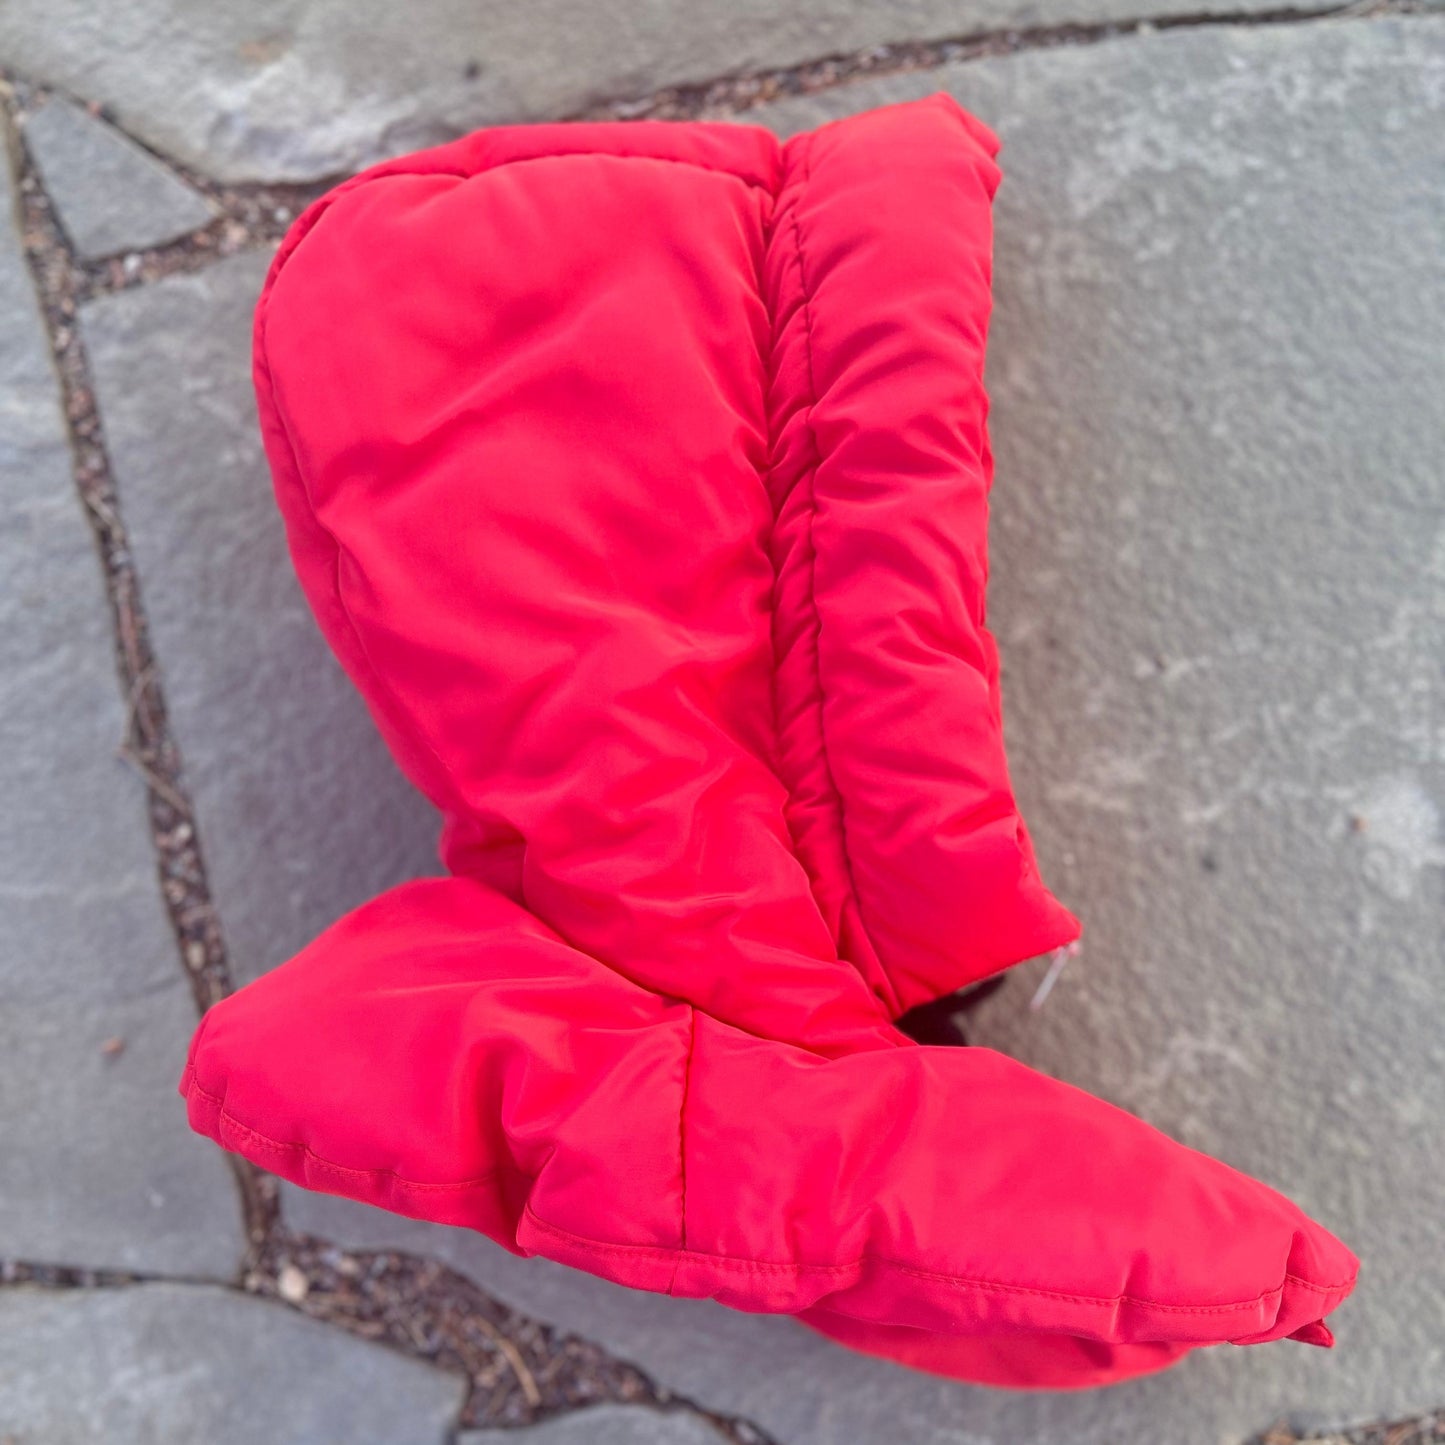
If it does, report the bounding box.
[579,0,1434,122]
[1,77,282,1261]
[2,70,331,299]
[1251,1411,1445,1444]
[246,1230,779,1440]
[0,1247,773,1440]
[2,1,1436,300]
[0,1258,228,1290]
[2,79,236,1017]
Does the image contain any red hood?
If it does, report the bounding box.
[181,95,1355,1389]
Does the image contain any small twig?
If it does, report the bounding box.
[116,743,192,817]
[471,1314,543,1408]
[120,662,160,745]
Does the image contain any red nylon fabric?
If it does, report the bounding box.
[181,96,1356,1388]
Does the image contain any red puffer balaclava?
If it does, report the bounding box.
[181,95,1356,1389]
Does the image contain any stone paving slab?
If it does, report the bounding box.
[295,17,1444,1445]
[1,0,1327,185]
[0,135,238,1275]
[0,1283,466,1443]
[79,251,442,985]
[460,1403,727,1444]
[22,96,214,262]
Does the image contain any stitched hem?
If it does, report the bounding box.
[522,1206,1355,1313]
[182,1063,520,1194]
[182,1059,1355,1319]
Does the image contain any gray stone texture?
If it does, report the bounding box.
[291,17,1445,1445]
[0,133,238,1274]
[23,96,214,262]
[0,1283,466,1443]
[80,252,442,985]
[0,0,1339,185]
[461,1404,726,1444]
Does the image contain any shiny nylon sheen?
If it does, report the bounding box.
[181,96,1356,1389]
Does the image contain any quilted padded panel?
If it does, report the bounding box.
[183,98,1356,1390]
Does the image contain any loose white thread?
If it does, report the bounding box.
[1029,941,1080,1012]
